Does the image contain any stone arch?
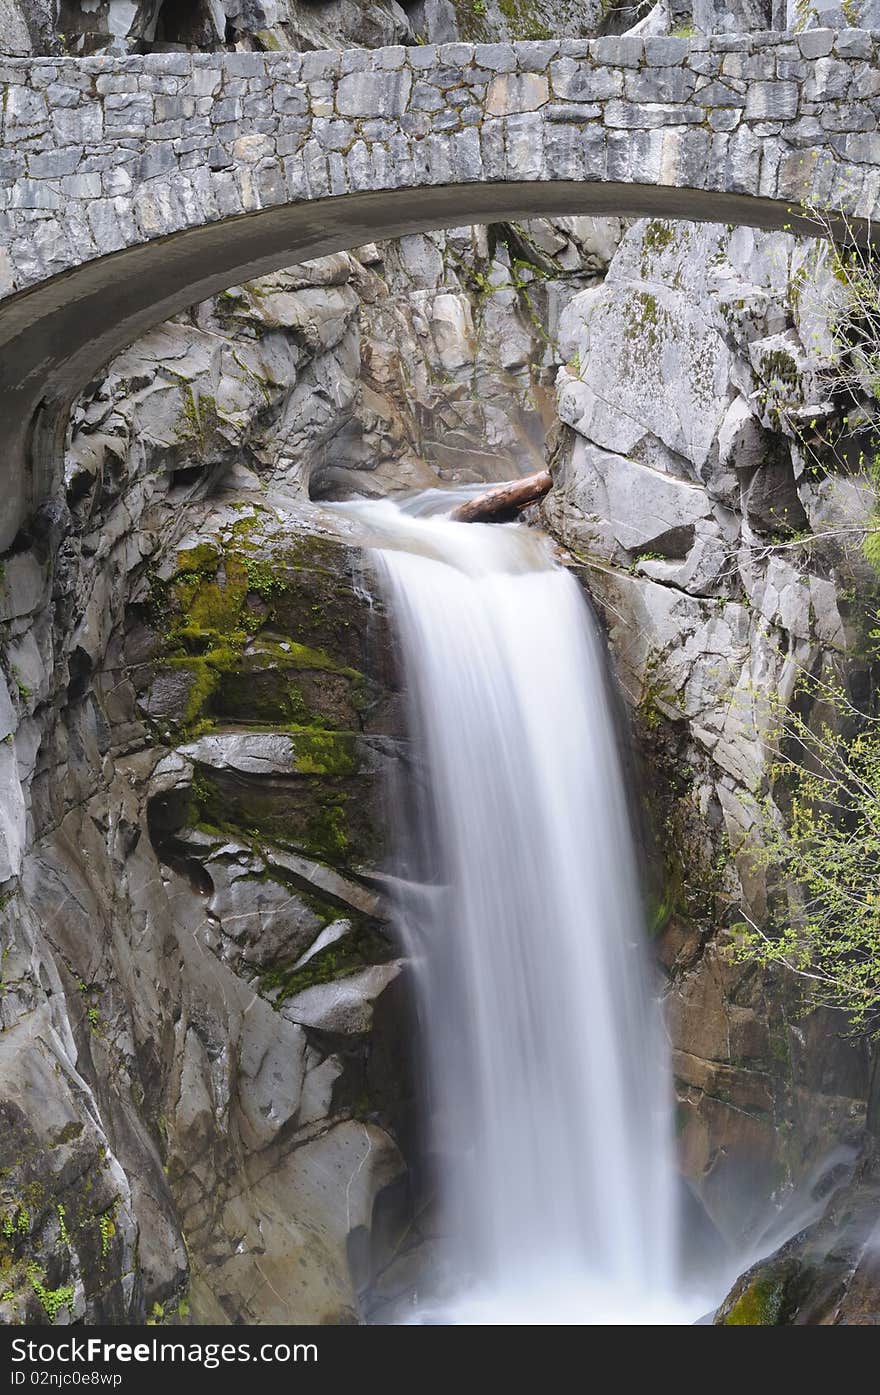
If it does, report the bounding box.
[2,31,878,545]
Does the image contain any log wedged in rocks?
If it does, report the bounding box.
[450,470,552,523]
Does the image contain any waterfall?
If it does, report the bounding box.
[342,493,698,1325]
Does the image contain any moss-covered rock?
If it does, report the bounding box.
[719,1271,794,1325]
[214,639,366,731]
[714,1139,880,1325]
[0,1054,135,1325]
[186,747,383,867]
[259,917,394,1008]
[134,520,393,741]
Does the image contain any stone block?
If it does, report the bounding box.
[485,72,549,116]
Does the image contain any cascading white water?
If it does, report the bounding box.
[342,492,702,1324]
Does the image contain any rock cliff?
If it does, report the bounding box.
[0,217,604,1321]
[544,213,879,1256]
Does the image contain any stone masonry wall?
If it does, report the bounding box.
[1,30,880,295]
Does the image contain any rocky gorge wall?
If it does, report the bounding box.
[2,0,880,1327]
[544,214,879,1262]
[0,210,609,1322]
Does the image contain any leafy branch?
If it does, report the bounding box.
[733,672,880,1034]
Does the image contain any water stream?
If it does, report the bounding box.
[341,491,712,1324]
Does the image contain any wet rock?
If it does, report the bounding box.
[283,961,404,1034]
[715,1140,880,1324]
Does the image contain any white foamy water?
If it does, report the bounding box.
[340,494,707,1325]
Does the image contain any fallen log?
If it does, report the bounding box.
[449,469,552,524]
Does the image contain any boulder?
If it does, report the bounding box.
[715,1140,880,1324]
[283,961,404,1035]
[550,436,713,559]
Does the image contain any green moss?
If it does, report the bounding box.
[243,557,285,600]
[618,287,672,362]
[145,1282,191,1325]
[290,729,359,777]
[1,1208,29,1238]
[147,1300,166,1325]
[284,683,310,726]
[496,0,551,39]
[761,347,799,387]
[149,549,253,732]
[175,557,249,637]
[639,695,663,731]
[174,543,221,576]
[173,383,220,451]
[213,637,367,731]
[304,800,350,859]
[187,744,358,861]
[640,220,677,272]
[648,871,681,937]
[262,638,359,676]
[722,1277,787,1325]
[258,919,391,1006]
[637,651,684,731]
[165,658,216,727]
[149,525,370,739]
[271,532,346,574]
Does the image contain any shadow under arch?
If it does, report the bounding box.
[0,178,868,551]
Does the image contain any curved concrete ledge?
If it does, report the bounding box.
[2,31,879,547]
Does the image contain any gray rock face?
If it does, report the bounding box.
[544,211,874,1247]
[47,0,415,57]
[408,0,604,47]
[0,227,439,1322]
[692,0,773,32]
[555,438,713,556]
[0,494,412,1323]
[0,175,606,1318]
[0,0,33,54]
[283,962,404,1033]
[713,1135,880,1324]
[59,230,588,513]
[1,524,413,1323]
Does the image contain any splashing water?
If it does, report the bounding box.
[340,492,708,1324]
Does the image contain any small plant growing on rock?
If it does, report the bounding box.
[27,1266,75,1322]
[98,1206,117,1261]
[2,1206,30,1238]
[757,204,880,571]
[733,673,880,1035]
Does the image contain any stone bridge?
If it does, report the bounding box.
[1,28,879,547]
